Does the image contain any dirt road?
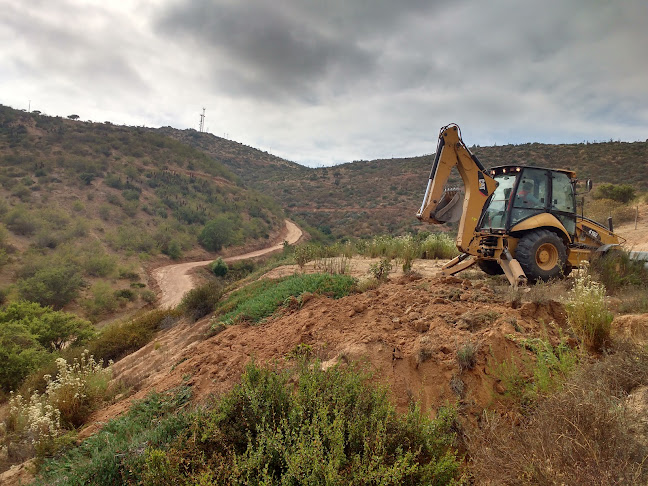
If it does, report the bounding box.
[616,202,648,251]
[152,220,302,308]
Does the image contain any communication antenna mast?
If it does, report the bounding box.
[199,108,206,132]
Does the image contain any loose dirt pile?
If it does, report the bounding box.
[82,273,570,437]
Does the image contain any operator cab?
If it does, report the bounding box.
[478,166,577,235]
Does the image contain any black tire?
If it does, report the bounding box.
[478,259,504,275]
[515,229,567,282]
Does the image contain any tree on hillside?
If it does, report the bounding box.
[199,216,236,252]
[67,114,80,120]
[0,301,95,391]
[16,264,84,309]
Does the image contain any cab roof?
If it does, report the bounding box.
[488,165,577,180]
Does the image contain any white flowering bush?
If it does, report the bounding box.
[7,391,61,456]
[565,273,613,350]
[45,351,112,427]
[3,351,112,458]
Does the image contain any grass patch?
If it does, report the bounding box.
[488,337,579,408]
[216,273,356,326]
[590,249,648,292]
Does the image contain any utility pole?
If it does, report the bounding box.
[199,108,205,132]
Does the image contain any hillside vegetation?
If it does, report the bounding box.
[0,105,284,318]
[165,128,647,239]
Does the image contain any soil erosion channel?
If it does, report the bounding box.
[153,220,303,308]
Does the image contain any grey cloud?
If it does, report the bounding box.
[155,0,458,101]
[0,2,147,97]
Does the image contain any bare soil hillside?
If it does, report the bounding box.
[80,271,570,439]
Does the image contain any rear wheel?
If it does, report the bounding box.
[515,229,567,282]
[478,259,504,275]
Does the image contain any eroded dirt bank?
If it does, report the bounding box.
[81,274,571,438]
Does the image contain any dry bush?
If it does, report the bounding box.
[469,344,648,485]
[585,198,636,225]
[565,273,613,350]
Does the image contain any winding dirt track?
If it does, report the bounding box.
[152,220,302,308]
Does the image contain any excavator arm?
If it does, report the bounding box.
[416,124,498,253]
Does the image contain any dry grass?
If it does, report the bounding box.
[468,343,648,485]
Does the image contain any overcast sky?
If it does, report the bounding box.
[1,1,646,167]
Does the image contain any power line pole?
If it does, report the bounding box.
[199,108,205,132]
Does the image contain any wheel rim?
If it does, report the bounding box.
[535,243,558,271]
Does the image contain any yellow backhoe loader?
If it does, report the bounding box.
[416,124,622,286]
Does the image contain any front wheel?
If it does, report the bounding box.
[515,229,567,282]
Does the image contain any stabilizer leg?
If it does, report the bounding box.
[440,253,477,276]
[499,249,527,288]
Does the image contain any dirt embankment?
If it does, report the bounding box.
[81,273,571,438]
[152,220,302,308]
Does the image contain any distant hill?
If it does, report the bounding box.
[169,128,648,239]
[0,105,284,319]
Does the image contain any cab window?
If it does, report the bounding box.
[513,168,548,210]
[551,173,574,213]
[480,173,516,229]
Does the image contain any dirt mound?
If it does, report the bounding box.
[82,275,569,437]
[612,313,648,344]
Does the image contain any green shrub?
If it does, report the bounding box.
[34,363,462,485]
[0,301,95,352]
[488,337,578,406]
[198,216,236,251]
[420,233,458,259]
[0,322,50,393]
[114,288,136,301]
[163,240,182,260]
[81,282,119,321]
[0,302,95,393]
[227,259,256,281]
[593,183,636,203]
[4,206,40,236]
[179,280,224,322]
[139,289,157,304]
[210,258,228,277]
[565,273,613,350]
[457,341,479,371]
[217,273,356,325]
[369,257,393,280]
[16,263,84,309]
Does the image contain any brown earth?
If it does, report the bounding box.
[79,271,571,440]
[617,202,648,251]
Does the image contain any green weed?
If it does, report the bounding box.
[217,273,355,326]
